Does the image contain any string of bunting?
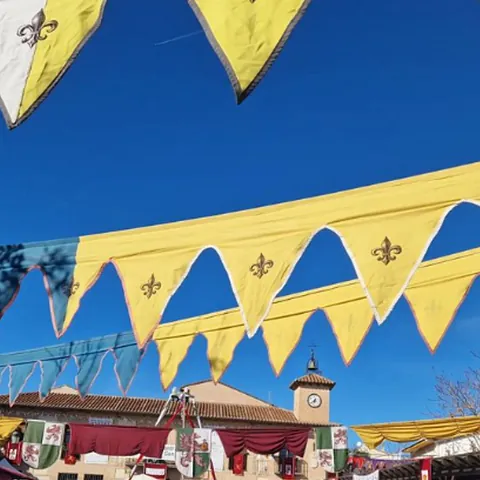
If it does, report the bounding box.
[0,245,478,405]
[0,0,309,128]
[0,163,477,351]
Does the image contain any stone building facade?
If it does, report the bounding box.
[0,373,337,480]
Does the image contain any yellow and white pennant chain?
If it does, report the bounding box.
[0,0,106,128]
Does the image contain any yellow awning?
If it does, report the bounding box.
[352,416,480,449]
[402,439,434,454]
[0,417,23,445]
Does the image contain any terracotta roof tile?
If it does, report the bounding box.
[0,392,334,427]
[289,373,336,390]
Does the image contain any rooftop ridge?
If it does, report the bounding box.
[14,390,283,409]
[50,390,164,401]
[289,373,336,391]
[0,391,336,427]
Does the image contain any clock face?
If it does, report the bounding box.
[307,393,322,408]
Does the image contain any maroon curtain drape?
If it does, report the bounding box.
[215,429,310,457]
[68,424,171,457]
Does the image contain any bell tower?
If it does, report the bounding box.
[290,349,335,424]
[306,348,319,374]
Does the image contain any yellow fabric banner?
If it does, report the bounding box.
[151,245,480,389]
[352,416,480,449]
[67,162,480,348]
[0,417,23,445]
[154,308,246,389]
[189,0,311,103]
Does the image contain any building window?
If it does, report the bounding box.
[85,475,104,480]
[58,474,78,480]
[256,456,269,475]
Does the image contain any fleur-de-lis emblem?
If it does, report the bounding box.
[62,279,79,297]
[371,237,402,266]
[141,274,162,299]
[17,9,59,48]
[250,253,274,279]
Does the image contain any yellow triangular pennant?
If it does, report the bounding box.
[334,207,446,324]
[0,0,106,128]
[262,311,312,376]
[219,232,311,337]
[114,249,200,348]
[405,253,478,352]
[189,0,311,102]
[261,289,321,375]
[154,328,197,390]
[322,281,374,365]
[64,260,105,336]
[203,313,245,382]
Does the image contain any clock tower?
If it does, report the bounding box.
[290,350,335,424]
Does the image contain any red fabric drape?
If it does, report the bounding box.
[420,458,432,480]
[68,424,171,457]
[232,454,244,475]
[216,429,310,457]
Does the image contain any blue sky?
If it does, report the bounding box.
[0,0,480,443]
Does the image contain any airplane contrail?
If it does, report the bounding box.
[154,30,203,47]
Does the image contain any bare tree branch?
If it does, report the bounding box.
[432,364,480,417]
[429,352,480,452]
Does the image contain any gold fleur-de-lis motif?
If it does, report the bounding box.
[371,237,402,266]
[141,274,162,299]
[17,9,59,48]
[250,253,274,279]
[62,280,79,297]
